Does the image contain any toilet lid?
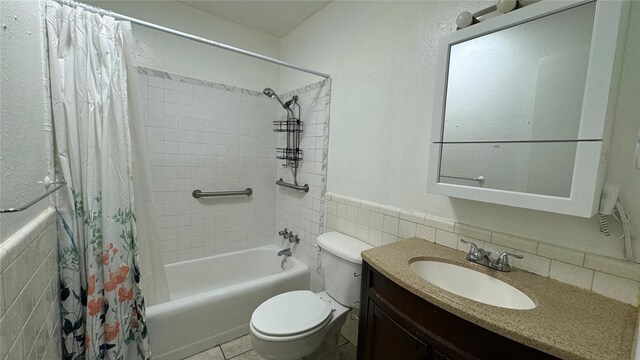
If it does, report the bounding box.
[251,290,332,337]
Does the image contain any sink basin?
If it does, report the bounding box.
[409,260,536,310]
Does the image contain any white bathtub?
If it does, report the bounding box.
[147,245,310,360]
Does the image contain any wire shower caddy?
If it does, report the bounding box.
[274,95,303,169]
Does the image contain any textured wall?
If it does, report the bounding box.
[84,0,281,91]
[279,1,640,260]
[0,0,52,242]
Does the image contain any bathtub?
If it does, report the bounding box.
[146,245,310,360]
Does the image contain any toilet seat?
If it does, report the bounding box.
[251,290,332,338]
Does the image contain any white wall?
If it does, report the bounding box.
[85,0,281,91]
[279,1,640,260]
[0,0,52,242]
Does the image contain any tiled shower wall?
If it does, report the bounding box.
[139,68,280,264]
[273,80,331,293]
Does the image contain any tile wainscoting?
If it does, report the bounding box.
[0,208,61,360]
[326,193,640,345]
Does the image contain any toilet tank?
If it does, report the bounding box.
[317,231,373,306]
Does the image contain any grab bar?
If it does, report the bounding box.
[440,175,485,184]
[0,182,67,214]
[276,178,309,193]
[192,188,253,199]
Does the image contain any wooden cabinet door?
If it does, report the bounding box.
[357,261,558,360]
[366,301,429,360]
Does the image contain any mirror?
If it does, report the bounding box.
[439,2,595,197]
[428,0,629,217]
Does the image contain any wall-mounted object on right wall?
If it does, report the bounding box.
[427,0,631,217]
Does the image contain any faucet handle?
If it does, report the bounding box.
[459,238,478,252]
[460,238,491,262]
[290,234,300,244]
[491,252,523,271]
[278,228,288,236]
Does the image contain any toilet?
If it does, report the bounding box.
[250,231,372,360]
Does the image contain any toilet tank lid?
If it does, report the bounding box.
[317,231,373,264]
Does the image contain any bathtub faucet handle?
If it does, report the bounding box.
[284,231,294,240]
[278,228,288,236]
[290,234,300,244]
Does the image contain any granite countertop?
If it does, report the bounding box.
[362,237,638,360]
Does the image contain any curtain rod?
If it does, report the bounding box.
[53,0,331,79]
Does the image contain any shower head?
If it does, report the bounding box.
[263,87,275,97]
[263,87,287,108]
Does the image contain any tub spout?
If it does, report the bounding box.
[277,248,292,257]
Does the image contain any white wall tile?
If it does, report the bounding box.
[327,194,639,305]
[346,205,358,222]
[275,84,331,292]
[584,254,640,281]
[435,230,458,249]
[550,261,594,290]
[591,272,639,305]
[369,212,384,231]
[399,210,424,224]
[143,73,280,263]
[0,213,59,360]
[416,225,436,242]
[398,220,417,239]
[513,251,551,277]
[379,205,401,218]
[423,215,455,232]
[357,208,370,226]
[536,243,585,266]
[368,229,383,247]
[491,232,537,253]
[382,233,399,245]
[454,223,492,242]
[382,215,399,236]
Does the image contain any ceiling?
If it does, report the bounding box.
[178,1,332,38]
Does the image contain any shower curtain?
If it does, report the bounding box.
[46,2,169,358]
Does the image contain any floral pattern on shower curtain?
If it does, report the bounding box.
[46,2,151,359]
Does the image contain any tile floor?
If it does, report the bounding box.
[185,334,357,360]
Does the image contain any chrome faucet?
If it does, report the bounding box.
[459,239,523,272]
[277,248,292,257]
[460,239,491,266]
[489,251,523,272]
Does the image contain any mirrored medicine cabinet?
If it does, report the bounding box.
[427,0,630,217]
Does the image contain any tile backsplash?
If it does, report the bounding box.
[0,209,61,360]
[327,192,640,345]
[326,192,640,305]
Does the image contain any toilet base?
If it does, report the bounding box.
[250,300,349,360]
[301,317,345,360]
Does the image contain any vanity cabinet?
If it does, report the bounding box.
[356,261,558,360]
